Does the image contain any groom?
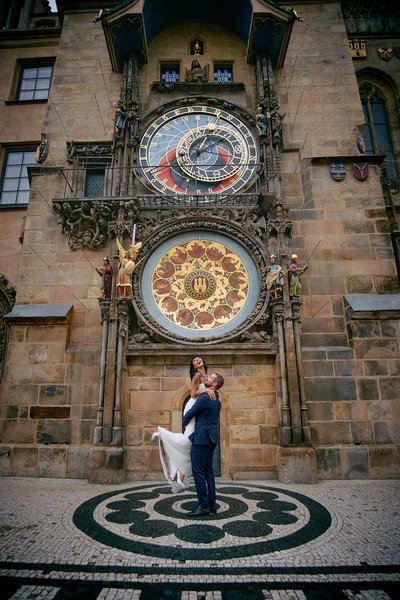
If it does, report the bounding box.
[182,372,224,516]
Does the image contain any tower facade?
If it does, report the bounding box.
[0,0,399,482]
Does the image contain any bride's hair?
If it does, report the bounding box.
[189,355,208,379]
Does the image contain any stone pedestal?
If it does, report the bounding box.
[276,446,318,484]
[88,446,126,483]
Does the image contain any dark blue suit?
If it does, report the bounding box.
[182,391,221,510]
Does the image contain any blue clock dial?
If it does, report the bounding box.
[139,105,259,196]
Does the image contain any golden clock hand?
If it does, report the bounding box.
[196,116,221,154]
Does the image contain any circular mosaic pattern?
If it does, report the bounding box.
[141,232,260,340]
[73,483,332,560]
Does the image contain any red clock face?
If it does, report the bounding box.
[139,105,259,196]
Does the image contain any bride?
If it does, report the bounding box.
[151,356,214,493]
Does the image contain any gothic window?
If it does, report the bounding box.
[213,64,233,83]
[160,63,180,83]
[0,148,36,206]
[16,61,54,101]
[359,83,398,179]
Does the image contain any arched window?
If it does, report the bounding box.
[359,83,398,179]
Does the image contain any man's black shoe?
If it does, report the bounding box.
[187,506,210,517]
[209,506,217,514]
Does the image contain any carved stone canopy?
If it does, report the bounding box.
[97,0,299,71]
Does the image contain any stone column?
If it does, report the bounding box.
[291,298,311,444]
[275,298,317,485]
[272,300,291,445]
[283,302,302,445]
[94,299,111,444]
[113,54,140,196]
[113,300,130,445]
[255,53,282,198]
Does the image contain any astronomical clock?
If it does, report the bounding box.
[131,100,272,345]
[138,105,259,196]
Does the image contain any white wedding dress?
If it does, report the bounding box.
[154,383,205,493]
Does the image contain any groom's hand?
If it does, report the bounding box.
[205,387,216,400]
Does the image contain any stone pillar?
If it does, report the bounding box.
[113,54,141,195]
[272,301,291,445]
[113,300,130,445]
[274,299,318,484]
[276,446,317,484]
[255,53,282,198]
[291,298,311,444]
[94,299,111,444]
[284,304,303,446]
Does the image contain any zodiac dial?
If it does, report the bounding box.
[138,106,259,196]
[140,233,260,341]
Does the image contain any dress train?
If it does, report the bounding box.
[153,387,203,493]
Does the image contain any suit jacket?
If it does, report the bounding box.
[182,392,221,446]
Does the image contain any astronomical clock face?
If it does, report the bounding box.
[139,105,259,196]
[140,232,260,341]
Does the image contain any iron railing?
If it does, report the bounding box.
[59,165,262,208]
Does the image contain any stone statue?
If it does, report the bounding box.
[266,255,283,299]
[116,239,142,300]
[113,101,126,139]
[126,102,140,140]
[96,256,113,300]
[287,253,308,299]
[270,104,285,146]
[192,40,202,55]
[185,60,209,83]
[256,106,268,137]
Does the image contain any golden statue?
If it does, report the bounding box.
[116,239,142,299]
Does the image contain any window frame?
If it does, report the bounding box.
[84,167,106,198]
[0,146,37,209]
[213,62,234,83]
[159,62,181,83]
[11,58,55,103]
[359,81,398,180]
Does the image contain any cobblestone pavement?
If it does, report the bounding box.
[0,478,399,599]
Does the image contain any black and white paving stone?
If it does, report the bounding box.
[0,478,399,599]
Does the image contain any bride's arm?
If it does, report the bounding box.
[191,373,216,400]
[190,372,203,398]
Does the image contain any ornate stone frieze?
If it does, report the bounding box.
[52,198,280,250]
[66,142,113,163]
[153,96,256,128]
[53,199,119,249]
